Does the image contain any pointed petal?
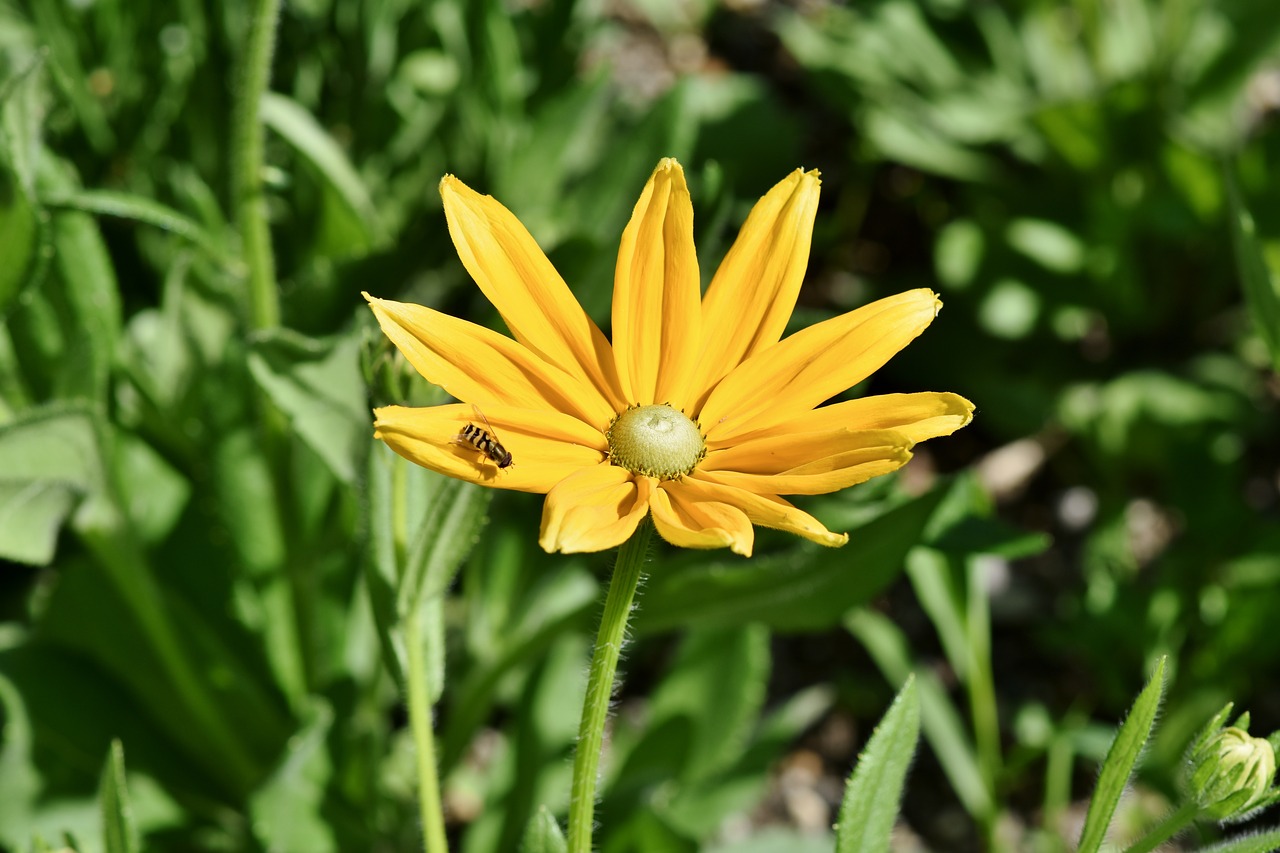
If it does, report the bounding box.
[704,427,914,477]
[726,392,974,445]
[700,447,912,495]
[365,294,615,430]
[539,465,653,553]
[685,473,848,547]
[699,289,942,441]
[611,159,701,407]
[440,175,625,411]
[650,480,754,556]
[688,168,821,409]
[374,403,604,494]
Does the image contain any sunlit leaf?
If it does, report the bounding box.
[1076,657,1167,853]
[836,676,920,853]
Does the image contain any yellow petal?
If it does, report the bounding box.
[650,480,754,556]
[704,427,914,476]
[611,159,701,407]
[685,473,848,547]
[374,403,604,494]
[687,168,821,410]
[365,295,616,430]
[699,289,941,441]
[440,175,625,412]
[702,446,912,495]
[539,465,653,553]
[726,392,975,445]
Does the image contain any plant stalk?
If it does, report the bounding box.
[406,609,450,853]
[567,520,652,853]
[231,0,282,332]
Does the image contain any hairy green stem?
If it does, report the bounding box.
[231,0,282,331]
[1122,801,1197,853]
[567,520,652,852]
[406,609,449,853]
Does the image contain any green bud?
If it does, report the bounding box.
[1188,725,1277,821]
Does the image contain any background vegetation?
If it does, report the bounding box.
[2,0,1280,850]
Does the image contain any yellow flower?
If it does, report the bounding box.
[367,159,972,556]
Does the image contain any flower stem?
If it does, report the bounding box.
[231,0,282,331]
[567,520,652,853]
[405,608,449,853]
[1122,801,1198,853]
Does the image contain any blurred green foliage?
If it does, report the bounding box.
[1,0,1279,850]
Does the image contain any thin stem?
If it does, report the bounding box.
[567,520,652,853]
[231,0,282,331]
[1122,801,1198,853]
[406,609,449,853]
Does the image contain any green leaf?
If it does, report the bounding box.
[846,608,993,820]
[0,169,43,317]
[40,189,229,265]
[100,739,139,853]
[836,676,921,853]
[633,486,945,635]
[1225,165,1280,371]
[0,480,80,565]
[1076,657,1167,853]
[1198,827,1280,853]
[247,328,369,484]
[0,673,40,848]
[519,806,567,853]
[249,701,336,853]
[398,475,492,617]
[260,92,388,257]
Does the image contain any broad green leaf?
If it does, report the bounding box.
[40,189,228,264]
[1225,166,1280,371]
[519,806,567,853]
[260,92,388,257]
[249,701,336,853]
[111,431,190,546]
[633,485,944,635]
[836,676,921,853]
[100,740,139,853]
[0,480,79,565]
[247,328,368,484]
[1077,657,1167,853]
[846,608,993,820]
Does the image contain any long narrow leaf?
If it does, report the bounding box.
[1198,827,1280,853]
[1077,657,1167,853]
[836,676,921,853]
[40,189,230,264]
[100,739,139,853]
[846,608,993,820]
[1225,165,1280,370]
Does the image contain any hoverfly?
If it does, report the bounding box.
[454,405,514,470]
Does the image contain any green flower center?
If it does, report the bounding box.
[606,404,706,480]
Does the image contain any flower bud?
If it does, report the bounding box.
[1188,725,1277,820]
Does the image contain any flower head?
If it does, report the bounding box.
[367,159,973,556]
[1187,708,1280,821]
